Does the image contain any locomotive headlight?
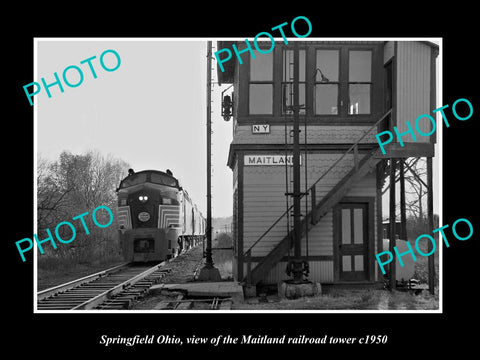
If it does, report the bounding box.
[138,195,149,203]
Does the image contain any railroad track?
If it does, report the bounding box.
[153,296,233,310]
[37,262,171,310]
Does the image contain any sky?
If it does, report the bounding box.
[36,39,233,218]
[35,38,440,220]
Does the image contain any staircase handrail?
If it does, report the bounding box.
[243,108,392,257]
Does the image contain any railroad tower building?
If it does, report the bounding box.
[218,40,438,289]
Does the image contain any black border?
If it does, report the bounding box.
[6,7,478,356]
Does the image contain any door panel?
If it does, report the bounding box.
[338,203,368,281]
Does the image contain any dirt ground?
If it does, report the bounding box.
[37,244,206,291]
[131,286,438,311]
[234,288,439,311]
[37,259,126,291]
[133,244,439,311]
[37,238,439,311]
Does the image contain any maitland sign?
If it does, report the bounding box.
[244,155,302,166]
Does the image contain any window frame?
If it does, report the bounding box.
[119,171,179,189]
[248,47,274,116]
[313,47,341,116]
[347,49,373,116]
[281,48,307,116]
[237,42,382,125]
[313,46,375,119]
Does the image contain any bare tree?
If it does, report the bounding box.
[403,158,428,221]
[37,150,129,262]
[381,157,429,220]
[37,157,75,233]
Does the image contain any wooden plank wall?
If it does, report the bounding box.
[243,152,359,257]
[242,166,377,284]
[244,260,335,284]
[396,42,432,143]
[242,152,377,255]
[233,124,377,145]
[301,174,376,253]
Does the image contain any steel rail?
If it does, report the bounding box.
[37,240,202,310]
[37,262,131,301]
[161,297,232,310]
[71,261,167,310]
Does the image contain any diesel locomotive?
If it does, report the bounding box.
[116,169,205,262]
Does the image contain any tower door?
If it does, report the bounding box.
[337,203,369,282]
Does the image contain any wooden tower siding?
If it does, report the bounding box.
[231,160,239,280]
[223,40,437,285]
[232,125,379,144]
[239,150,379,284]
[382,41,437,157]
[395,42,432,142]
[242,152,369,257]
[243,172,377,284]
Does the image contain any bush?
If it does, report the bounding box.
[37,150,129,270]
[38,255,74,272]
[214,232,232,248]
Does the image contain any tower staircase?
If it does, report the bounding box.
[244,110,391,285]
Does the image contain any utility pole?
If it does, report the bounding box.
[198,41,221,282]
[281,42,318,298]
[290,41,306,283]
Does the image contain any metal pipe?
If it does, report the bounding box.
[293,42,301,260]
[291,41,305,283]
[197,41,221,282]
[205,41,213,267]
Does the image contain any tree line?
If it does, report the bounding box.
[37,150,129,265]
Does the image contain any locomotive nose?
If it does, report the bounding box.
[130,190,156,228]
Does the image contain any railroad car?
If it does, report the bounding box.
[116,169,206,262]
